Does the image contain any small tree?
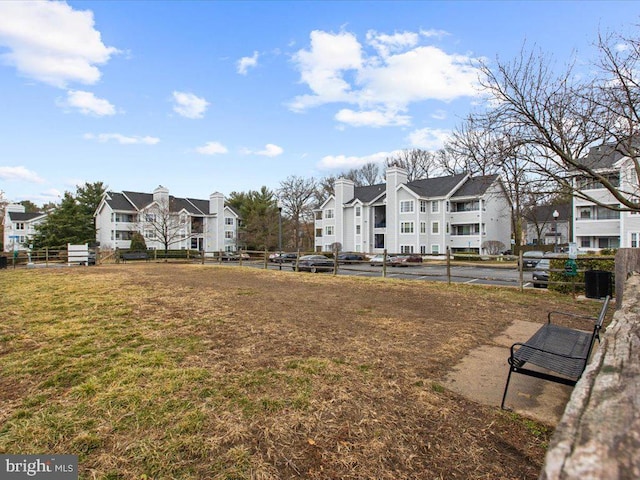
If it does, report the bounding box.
[129,231,147,251]
[482,240,506,255]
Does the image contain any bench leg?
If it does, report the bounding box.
[501,367,514,410]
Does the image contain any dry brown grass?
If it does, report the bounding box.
[0,264,600,479]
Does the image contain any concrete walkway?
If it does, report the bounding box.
[443,320,573,425]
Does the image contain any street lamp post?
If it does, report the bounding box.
[277,199,283,270]
[553,209,559,253]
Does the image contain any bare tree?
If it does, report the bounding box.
[475,34,640,212]
[356,162,381,185]
[278,175,317,250]
[384,149,437,181]
[139,197,192,257]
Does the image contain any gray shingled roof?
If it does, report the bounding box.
[526,204,571,223]
[7,212,45,221]
[346,184,386,204]
[451,174,499,198]
[577,140,640,170]
[407,173,468,197]
[106,192,137,211]
[105,190,236,216]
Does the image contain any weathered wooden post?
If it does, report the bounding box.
[382,248,388,278]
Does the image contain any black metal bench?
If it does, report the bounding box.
[121,251,148,262]
[501,296,610,410]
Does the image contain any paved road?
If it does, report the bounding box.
[236,260,536,289]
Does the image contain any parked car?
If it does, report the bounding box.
[270,252,298,263]
[294,254,334,273]
[520,250,544,269]
[220,252,240,261]
[337,253,365,263]
[532,258,550,288]
[389,254,423,266]
[369,254,389,266]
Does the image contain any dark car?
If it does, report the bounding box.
[520,250,544,269]
[294,254,334,273]
[337,253,365,264]
[389,254,423,267]
[532,258,550,288]
[270,252,298,263]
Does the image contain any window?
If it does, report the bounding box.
[225,217,234,226]
[325,209,334,219]
[596,206,620,220]
[356,225,361,235]
[400,222,414,233]
[225,231,234,239]
[15,222,25,230]
[420,222,426,234]
[579,207,592,220]
[315,228,322,237]
[420,200,428,213]
[432,222,439,234]
[374,234,385,248]
[632,233,639,248]
[400,200,414,213]
[577,205,621,220]
[577,173,620,190]
[431,244,440,254]
[431,201,439,213]
[145,230,156,239]
[116,213,135,223]
[400,245,414,253]
[451,224,480,236]
[451,200,480,212]
[580,237,591,248]
[315,211,322,220]
[598,237,620,249]
[325,225,334,235]
[355,206,361,217]
[420,245,427,254]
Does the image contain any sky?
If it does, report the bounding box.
[0,0,639,206]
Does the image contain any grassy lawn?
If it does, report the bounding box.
[0,264,600,479]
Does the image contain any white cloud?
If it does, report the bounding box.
[0,1,119,88]
[420,29,450,39]
[0,166,45,183]
[195,141,228,155]
[407,128,451,150]
[318,150,400,170]
[366,30,419,58]
[289,30,363,111]
[62,90,116,116]
[335,108,411,127]
[289,29,481,125]
[237,51,259,75]
[84,133,160,145]
[257,144,283,157]
[431,109,447,120]
[241,143,284,157]
[172,91,209,119]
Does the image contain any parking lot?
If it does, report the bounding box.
[246,259,535,289]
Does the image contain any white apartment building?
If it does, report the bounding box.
[2,204,47,252]
[94,186,240,252]
[315,167,512,255]
[573,142,640,251]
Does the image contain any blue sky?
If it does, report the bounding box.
[0,0,638,205]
